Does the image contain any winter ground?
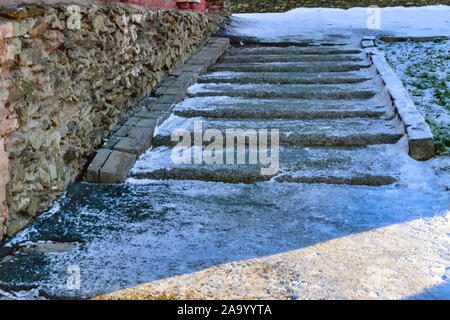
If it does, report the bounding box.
[0,7,449,300]
[1,138,449,300]
[222,6,450,42]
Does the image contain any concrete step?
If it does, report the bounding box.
[187,82,378,100]
[223,35,351,47]
[210,61,371,73]
[198,71,371,85]
[174,97,391,120]
[152,115,404,148]
[220,54,366,63]
[232,46,363,56]
[130,145,401,186]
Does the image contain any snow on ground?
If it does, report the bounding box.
[224,6,450,41]
[97,209,450,300]
[379,40,449,155]
[1,135,448,299]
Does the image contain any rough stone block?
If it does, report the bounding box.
[103,137,121,150]
[208,38,230,53]
[137,98,158,109]
[361,40,375,48]
[6,215,32,238]
[134,110,166,119]
[0,137,9,205]
[170,62,185,77]
[406,123,435,161]
[86,149,112,182]
[114,137,145,155]
[179,71,200,83]
[156,94,180,106]
[177,72,199,84]
[380,36,449,43]
[408,138,435,161]
[135,118,157,129]
[155,85,170,96]
[201,45,223,56]
[149,102,174,112]
[181,63,208,75]
[99,151,137,184]
[162,86,185,97]
[124,116,143,127]
[189,51,218,65]
[0,22,13,40]
[127,126,154,150]
[155,78,177,96]
[173,77,197,93]
[115,125,133,137]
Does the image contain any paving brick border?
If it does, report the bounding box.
[87,37,230,183]
[363,37,435,161]
[379,36,449,43]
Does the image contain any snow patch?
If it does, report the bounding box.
[226,6,450,41]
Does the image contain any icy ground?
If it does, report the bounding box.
[222,6,450,42]
[0,138,449,299]
[379,40,449,155]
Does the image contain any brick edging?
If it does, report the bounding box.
[362,38,435,161]
[87,37,230,183]
[379,36,449,43]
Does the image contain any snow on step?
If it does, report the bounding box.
[129,145,402,186]
[210,61,371,73]
[187,82,378,100]
[220,53,366,63]
[198,71,371,85]
[174,97,390,119]
[152,115,404,148]
[232,46,363,55]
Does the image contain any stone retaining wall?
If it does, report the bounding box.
[206,0,231,13]
[229,0,450,13]
[0,3,225,239]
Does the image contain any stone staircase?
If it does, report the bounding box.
[1,40,442,301]
[128,42,411,186]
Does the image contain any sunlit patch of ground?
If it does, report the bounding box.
[379,40,450,155]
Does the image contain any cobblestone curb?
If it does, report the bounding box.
[379,36,449,43]
[87,37,230,183]
[364,38,435,161]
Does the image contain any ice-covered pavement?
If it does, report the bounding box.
[0,146,449,299]
[221,6,450,42]
[97,207,450,300]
